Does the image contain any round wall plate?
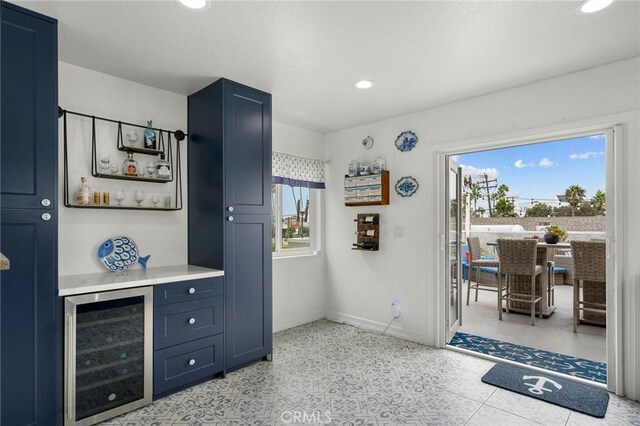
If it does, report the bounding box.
[395,131,418,152]
[395,176,419,197]
[362,136,374,150]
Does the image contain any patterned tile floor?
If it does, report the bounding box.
[104,320,640,425]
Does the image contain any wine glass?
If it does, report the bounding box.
[151,194,160,208]
[114,190,125,206]
[110,165,119,175]
[126,128,139,147]
[134,189,145,207]
[145,161,156,178]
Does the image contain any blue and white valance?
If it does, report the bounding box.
[272,151,325,189]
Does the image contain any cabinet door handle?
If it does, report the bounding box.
[188,287,196,294]
[188,359,196,366]
[41,198,51,207]
[227,216,234,222]
[227,206,234,212]
[188,318,196,325]
[41,213,52,221]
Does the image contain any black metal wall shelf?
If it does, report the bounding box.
[60,108,185,211]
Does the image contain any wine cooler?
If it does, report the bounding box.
[64,287,153,426]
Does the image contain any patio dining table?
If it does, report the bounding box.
[487,241,570,317]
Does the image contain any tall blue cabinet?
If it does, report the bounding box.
[1,2,60,425]
[188,79,272,372]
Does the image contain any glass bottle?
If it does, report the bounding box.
[122,151,139,177]
[155,153,171,179]
[143,120,156,150]
[76,176,90,205]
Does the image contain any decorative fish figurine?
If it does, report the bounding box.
[97,236,150,272]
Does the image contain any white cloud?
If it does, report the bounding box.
[539,157,554,168]
[514,159,528,169]
[569,151,604,160]
[460,164,499,181]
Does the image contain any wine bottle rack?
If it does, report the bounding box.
[60,108,185,211]
[353,213,380,251]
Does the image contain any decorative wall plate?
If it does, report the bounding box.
[395,176,419,197]
[362,136,374,150]
[395,131,418,152]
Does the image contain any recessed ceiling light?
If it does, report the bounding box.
[355,80,373,90]
[578,0,614,14]
[178,0,209,10]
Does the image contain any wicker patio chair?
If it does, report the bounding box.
[570,241,606,333]
[497,239,543,326]
[466,237,500,306]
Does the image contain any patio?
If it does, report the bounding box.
[459,280,606,364]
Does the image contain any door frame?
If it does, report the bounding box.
[434,116,626,394]
[444,158,463,340]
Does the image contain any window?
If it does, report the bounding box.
[272,184,321,255]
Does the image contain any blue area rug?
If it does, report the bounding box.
[482,364,609,418]
[450,332,607,384]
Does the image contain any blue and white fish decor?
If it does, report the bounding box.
[97,236,150,272]
[394,130,418,152]
[395,176,419,197]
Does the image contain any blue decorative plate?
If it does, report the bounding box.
[395,176,419,197]
[395,131,418,152]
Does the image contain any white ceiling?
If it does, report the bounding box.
[19,0,640,133]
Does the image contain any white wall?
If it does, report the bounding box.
[323,58,640,398]
[58,62,188,276]
[272,121,326,332]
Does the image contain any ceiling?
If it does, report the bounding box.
[19,1,640,133]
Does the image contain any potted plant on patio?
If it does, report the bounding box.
[544,225,567,244]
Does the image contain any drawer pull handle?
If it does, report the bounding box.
[188,287,196,294]
[188,359,196,366]
[188,317,196,325]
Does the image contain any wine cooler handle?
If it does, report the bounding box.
[67,315,74,420]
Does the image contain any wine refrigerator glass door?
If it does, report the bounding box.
[65,287,152,426]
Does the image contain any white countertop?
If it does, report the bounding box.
[58,265,224,297]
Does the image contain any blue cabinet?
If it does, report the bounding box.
[188,79,272,373]
[1,2,57,210]
[0,3,59,425]
[152,279,225,398]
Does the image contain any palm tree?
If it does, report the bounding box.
[469,183,483,215]
[592,190,606,215]
[564,184,586,217]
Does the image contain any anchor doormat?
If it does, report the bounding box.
[481,364,609,418]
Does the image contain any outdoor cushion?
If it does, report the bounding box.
[462,262,498,275]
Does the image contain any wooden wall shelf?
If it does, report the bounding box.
[344,170,389,206]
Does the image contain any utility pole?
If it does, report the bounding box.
[477,173,498,217]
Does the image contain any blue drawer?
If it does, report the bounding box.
[154,277,223,306]
[154,296,223,350]
[153,334,224,396]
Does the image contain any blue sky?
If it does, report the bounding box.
[282,186,310,216]
[454,134,605,212]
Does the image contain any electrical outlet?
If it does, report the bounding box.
[391,302,401,318]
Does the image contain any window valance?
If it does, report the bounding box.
[272,151,325,189]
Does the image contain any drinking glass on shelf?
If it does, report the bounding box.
[126,128,139,147]
[151,194,160,208]
[114,190,125,206]
[98,153,111,174]
[134,189,145,207]
[110,165,119,175]
[145,161,156,178]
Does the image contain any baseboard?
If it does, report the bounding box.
[273,311,326,333]
[324,311,427,345]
